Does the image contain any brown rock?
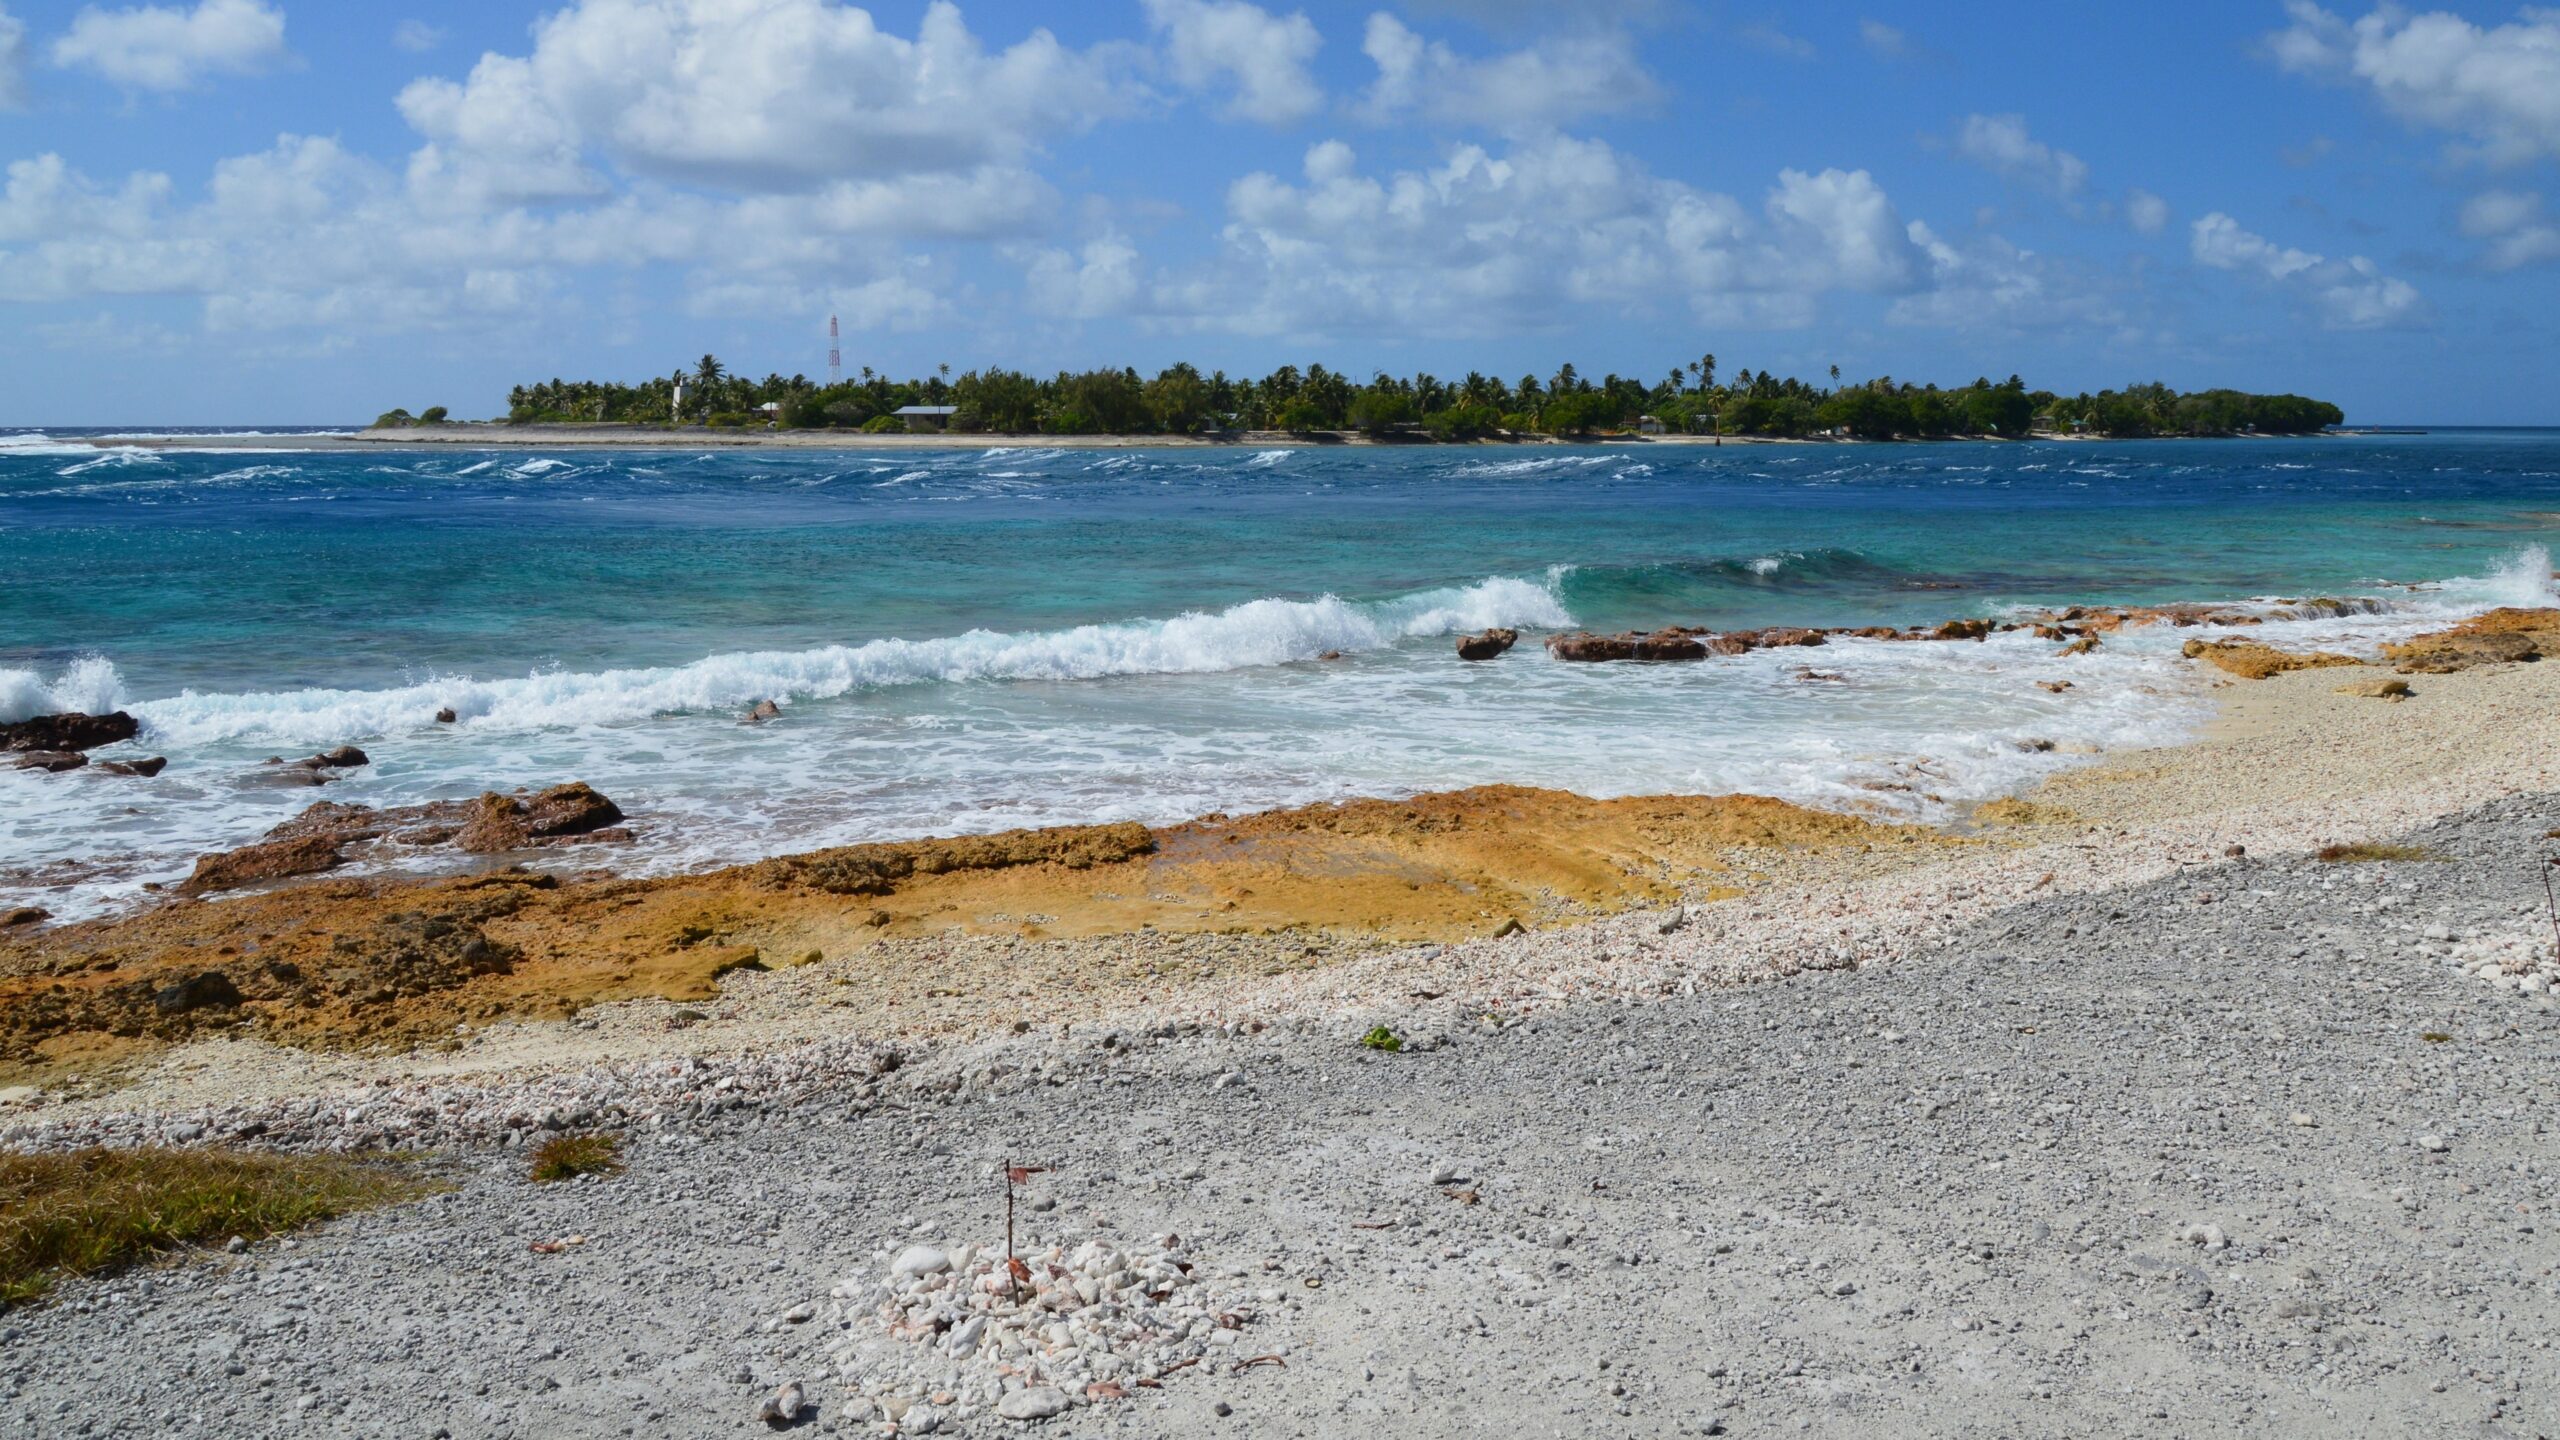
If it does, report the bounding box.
[96,756,168,777]
[1932,618,1994,641]
[1,906,47,927]
[303,745,370,769]
[2335,676,2413,700]
[2058,636,2103,657]
[11,750,87,773]
[1455,628,1519,661]
[2382,607,2557,673]
[2183,639,2361,680]
[1746,627,1828,648]
[183,833,347,893]
[435,706,458,723]
[153,970,242,1015]
[742,699,782,725]
[0,710,138,753]
[2036,680,2073,693]
[456,782,626,853]
[1315,650,1343,661]
[1547,630,1713,662]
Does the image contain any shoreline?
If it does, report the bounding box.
[53,424,2353,452]
[3,610,2553,1117]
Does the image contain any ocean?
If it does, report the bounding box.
[5,428,2557,919]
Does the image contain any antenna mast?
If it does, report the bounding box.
[827,315,842,389]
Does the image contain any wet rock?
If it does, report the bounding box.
[1933,618,1994,641]
[95,756,168,777]
[0,711,138,753]
[2336,677,2413,701]
[2384,608,2556,673]
[183,834,347,893]
[239,765,336,789]
[154,971,242,1015]
[302,746,370,769]
[1455,629,1518,661]
[1,906,48,927]
[742,699,782,726]
[1546,630,1709,662]
[2182,639,2361,680]
[456,783,626,853]
[11,751,87,773]
[1744,627,1829,648]
[435,707,458,724]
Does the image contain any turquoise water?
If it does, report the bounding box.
[4,430,2557,916]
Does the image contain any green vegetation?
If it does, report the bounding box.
[1359,1025,1404,1053]
[504,351,2343,441]
[1,1147,432,1306]
[528,1133,624,1184]
[371,406,450,428]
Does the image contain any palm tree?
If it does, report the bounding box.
[1829,364,1841,389]
[1699,353,1716,391]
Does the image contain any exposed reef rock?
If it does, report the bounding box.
[0,711,138,753]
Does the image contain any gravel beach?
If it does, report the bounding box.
[5,789,2558,1437]
[4,646,2559,1438]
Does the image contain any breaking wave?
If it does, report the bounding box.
[128,576,1575,746]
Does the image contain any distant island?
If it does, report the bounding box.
[378,357,2346,443]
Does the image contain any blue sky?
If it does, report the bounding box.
[0,0,2555,424]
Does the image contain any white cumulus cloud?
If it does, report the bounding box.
[50,0,288,93]
[2269,3,2560,164]
[1953,113,2088,197]
[2191,211,2423,328]
[391,19,443,54]
[1143,0,1323,125]
[2125,187,2170,235]
[2459,188,2560,269]
[1129,136,1926,337]
[1358,13,1656,136]
[1859,20,1910,60]
[395,0,1138,203]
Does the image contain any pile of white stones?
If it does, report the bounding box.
[2448,928,2557,997]
[812,1233,1268,1429]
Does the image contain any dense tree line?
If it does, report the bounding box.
[499,354,2342,440]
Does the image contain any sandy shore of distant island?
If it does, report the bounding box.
[78,423,2351,452]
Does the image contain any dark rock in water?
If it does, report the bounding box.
[457,782,626,853]
[2,906,49,927]
[1456,628,1519,661]
[0,711,138,753]
[183,833,347,893]
[1545,630,1708,662]
[1933,618,1995,641]
[11,750,88,773]
[154,970,242,1015]
[435,707,458,723]
[742,699,782,725]
[96,756,168,777]
[1316,650,1344,661]
[303,746,370,769]
[240,766,335,788]
[1742,627,1828,649]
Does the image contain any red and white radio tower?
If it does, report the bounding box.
[826,315,842,388]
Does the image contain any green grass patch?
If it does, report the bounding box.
[1359,1025,1403,1053]
[1,1147,431,1307]
[528,1133,624,1184]
[2315,842,2439,864]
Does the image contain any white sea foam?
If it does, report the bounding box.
[55,450,164,475]
[127,577,1575,747]
[0,656,129,724]
[1244,450,1292,468]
